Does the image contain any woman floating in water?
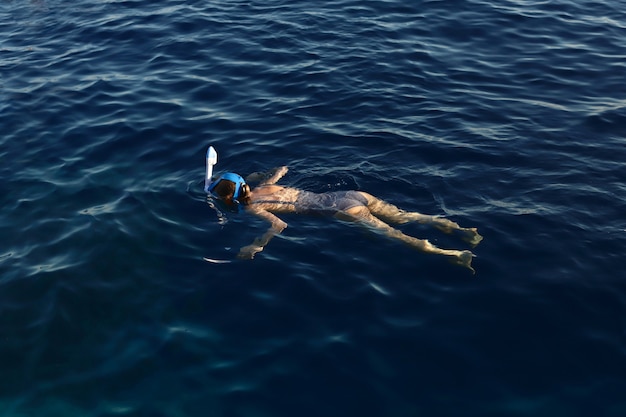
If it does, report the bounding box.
[207,162,483,273]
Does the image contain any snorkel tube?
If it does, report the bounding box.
[204,146,218,193]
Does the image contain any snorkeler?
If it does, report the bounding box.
[205,152,483,272]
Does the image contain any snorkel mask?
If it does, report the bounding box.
[208,172,246,201]
[204,146,247,211]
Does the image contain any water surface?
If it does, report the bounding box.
[1,0,626,416]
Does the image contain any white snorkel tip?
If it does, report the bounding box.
[204,146,218,193]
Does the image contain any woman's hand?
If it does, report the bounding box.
[270,166,288,177]
[237,241,264,259]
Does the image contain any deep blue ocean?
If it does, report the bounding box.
[2,0,626,416]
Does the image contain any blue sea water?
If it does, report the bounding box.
[1,0,626,415]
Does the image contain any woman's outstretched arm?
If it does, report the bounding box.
[245,166,288,185]
[237,207,288,259]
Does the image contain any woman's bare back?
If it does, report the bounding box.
[249,184,300,213]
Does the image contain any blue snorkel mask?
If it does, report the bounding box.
[208,172,246,201]
[204,147,247,212]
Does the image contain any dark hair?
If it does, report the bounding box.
[212,180,251,206]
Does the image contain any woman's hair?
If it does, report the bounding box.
[212,179,251,206]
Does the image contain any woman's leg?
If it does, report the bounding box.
[357,192,483,247]
[337,206,475,273]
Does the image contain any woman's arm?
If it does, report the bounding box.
[237,207,288,259]
[245,166,288,185]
